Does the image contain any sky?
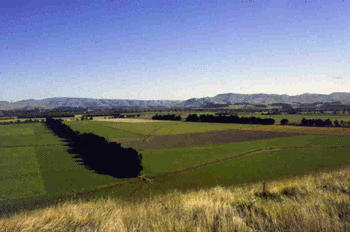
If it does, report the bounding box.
[1,0,350,102]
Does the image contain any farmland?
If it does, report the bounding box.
[1,119,350,215]
[0,123,123,211]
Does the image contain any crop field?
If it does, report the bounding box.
[0,123,123,211]
[2,119,350,213]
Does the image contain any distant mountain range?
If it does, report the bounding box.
[0,98,182,110]
[1,92,350,110]
[182,92,350,107]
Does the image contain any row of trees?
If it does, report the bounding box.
[152,114,182,121]
[300,118,333,127]
[46,117,143,178]
[279,118,350,127]
[185,114,275,125]
[300,118,350,127]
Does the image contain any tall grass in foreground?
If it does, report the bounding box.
[2,167,350,232]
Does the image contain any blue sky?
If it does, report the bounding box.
[1,0,350,101]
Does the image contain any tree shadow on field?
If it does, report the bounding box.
[46,118,143,178]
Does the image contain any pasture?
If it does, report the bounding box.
[0,123,123,211]
[1,119,350,213]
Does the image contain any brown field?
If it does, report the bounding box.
[242,125,350,136]
[110,129,300,150]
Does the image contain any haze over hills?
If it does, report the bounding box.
[1,92,350,110]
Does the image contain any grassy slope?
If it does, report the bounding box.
[2,167,350,232]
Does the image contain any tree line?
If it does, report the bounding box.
[185,114,275,125]
[299,118,349,127]
[45,117,143,178]
[279,118,350,127]
[300,118,333,127]
[152,114,182,121]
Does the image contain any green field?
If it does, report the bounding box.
[65,120,256,138]
[132,147,350,197]
[141,135,350,175]
[0,124,124,210]
[1,120,350,213]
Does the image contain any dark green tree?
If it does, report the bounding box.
[280,118,289,125]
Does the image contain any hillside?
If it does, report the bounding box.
[182,92,350,107]
[1,92,350,110]
[1,167,349,232]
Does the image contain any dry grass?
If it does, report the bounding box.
[2,167,350,232]
[243,125,350,136]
